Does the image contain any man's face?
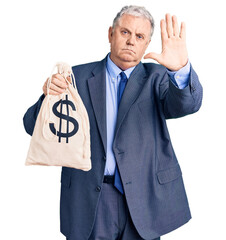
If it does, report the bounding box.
[108,14,151,70]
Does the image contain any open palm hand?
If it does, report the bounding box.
[144,14,188,71]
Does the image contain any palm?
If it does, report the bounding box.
[144,14,188,71]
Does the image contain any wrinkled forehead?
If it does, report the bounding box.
[116,14,151,35]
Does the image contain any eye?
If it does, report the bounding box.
[137,34,144,40]
[121,30,128,35]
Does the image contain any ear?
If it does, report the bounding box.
[147,39,151,46]
[143,39,151,57]
[108,27,113,43]
[145,39,151,50]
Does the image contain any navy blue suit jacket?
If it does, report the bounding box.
[23,56,203,240]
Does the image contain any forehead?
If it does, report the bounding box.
[117,14,151,35]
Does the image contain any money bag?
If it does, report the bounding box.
[25,62,91,171]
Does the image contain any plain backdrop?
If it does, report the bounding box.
[0,0,225,239]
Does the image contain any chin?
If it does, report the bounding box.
[119,53,136,62]
[118,58,138,70]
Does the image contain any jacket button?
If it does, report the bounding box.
[95,186,101,192]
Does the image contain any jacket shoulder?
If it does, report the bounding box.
[72,60,99,70]
[142,62,167,76]
[71,59,105,89]
[72,60,101,76]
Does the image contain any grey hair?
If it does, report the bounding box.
[112,5,155,39]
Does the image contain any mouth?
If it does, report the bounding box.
[122,49,135,54]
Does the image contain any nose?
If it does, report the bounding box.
[126,34,135,46]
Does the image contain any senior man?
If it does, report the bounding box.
[23,5,203,240]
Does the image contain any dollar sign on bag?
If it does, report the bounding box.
[49,95,79,143]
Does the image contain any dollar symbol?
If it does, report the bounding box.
[49,95,79,143]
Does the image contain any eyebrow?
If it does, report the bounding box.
[121,27,131,34]
[120,27,146,39]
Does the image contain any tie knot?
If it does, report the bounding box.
[120,71,127,81]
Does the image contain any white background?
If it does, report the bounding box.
[0,0,225,239]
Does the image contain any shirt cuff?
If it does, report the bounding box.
[167,60,191,89]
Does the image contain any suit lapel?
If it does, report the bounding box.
[87,58,147,155]
[114,62,147,141]
[87,58,107,154]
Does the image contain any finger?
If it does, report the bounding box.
[172,15,179,36]
[144,52,161,62]
[179,22,186,39]
[160,19,168,42]
[49,89,61,95]
[49,82,66,94]
[53,73,67,81]
[165,13,173,37]
[51,76,68,89]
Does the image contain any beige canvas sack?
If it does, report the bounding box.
[25,62,91,171]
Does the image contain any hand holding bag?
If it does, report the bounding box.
[25,62,91,171]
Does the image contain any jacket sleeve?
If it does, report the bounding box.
[159,64,203,119]
[23,94,45,136]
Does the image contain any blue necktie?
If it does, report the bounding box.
[114,71,128,194]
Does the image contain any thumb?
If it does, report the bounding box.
[143,52,161,61]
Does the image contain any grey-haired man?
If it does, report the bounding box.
[23,5,202,240]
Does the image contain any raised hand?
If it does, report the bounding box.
[144,14,188,71]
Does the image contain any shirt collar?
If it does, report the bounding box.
[106,53,135,81]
